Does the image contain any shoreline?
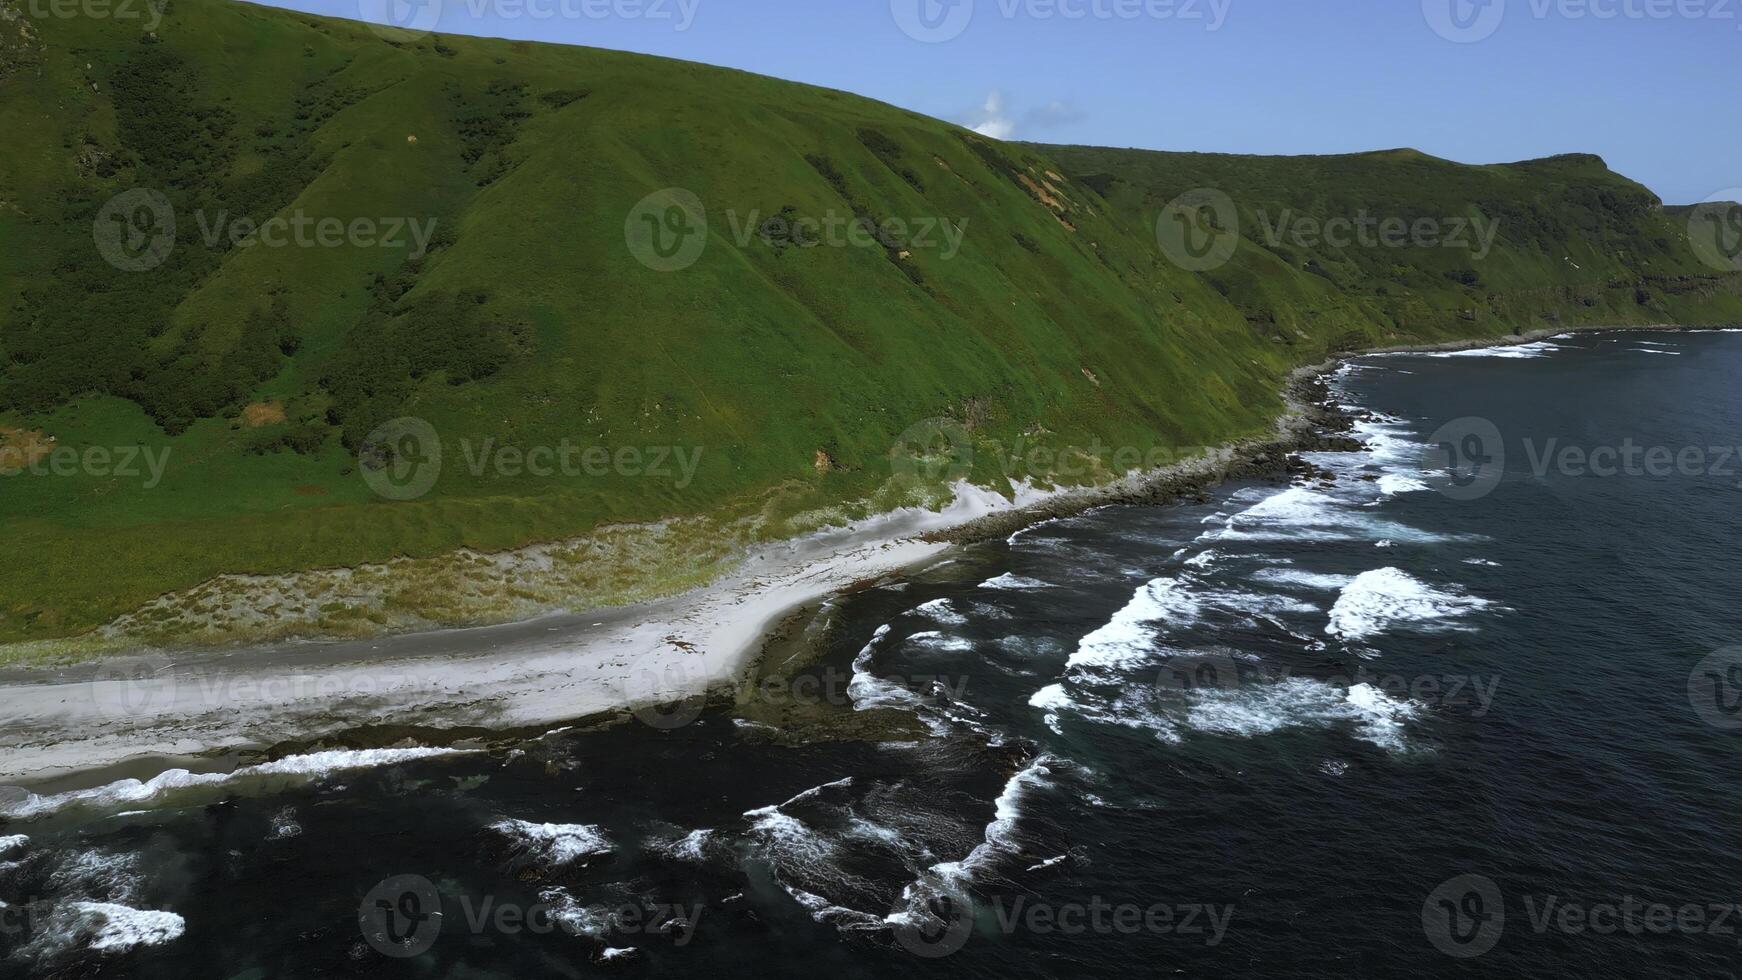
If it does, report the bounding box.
[0,322,1731,793]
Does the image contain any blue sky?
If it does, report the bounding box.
[256,0,1736,203]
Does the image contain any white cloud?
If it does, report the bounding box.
[954,90,1086,141]
[962,91,1017,140]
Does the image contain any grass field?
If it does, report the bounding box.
[2,0,1740,649]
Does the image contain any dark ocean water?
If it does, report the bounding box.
[5,329,1742,979]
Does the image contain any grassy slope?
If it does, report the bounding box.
[1,0,1738,646]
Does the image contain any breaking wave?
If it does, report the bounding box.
[1,747,469,821]
[1326,567,1492,641]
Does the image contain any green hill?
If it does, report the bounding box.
[2,0,1739,651]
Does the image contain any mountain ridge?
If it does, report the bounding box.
[2,0,1739,650]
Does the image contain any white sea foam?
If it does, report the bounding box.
[847,625,922,712]
[773,776,854,810]
[1028,683,1071,734]
[1180,679,1422,753]
[1040,684,1185,744]
[1631,348,1681,355]
[1024,682,1066,713]
[69,902,186,952]
[1428,341,1564,359]
[1184,678,1345,738]
[657,828,715,862]
[980,573,1050,590]
[738,779,856,882]
[911,599,968,626]
[540,887,615,938]
[740,787,882,911]
[1378,473,1431,495]
[0,747,467,820]
[490,819,613,866]
[1213,485,1459,546]
[1065,573,1316,678]
[1065,577,1195,672]
[995,635,1065,660]
[46,850,141,904]
[969,602,1014,620]
[931,755,1055,889]
[1344,683,1422,753]
[1351,417,1419,470]
[1326,568,1491,641]
[268,807,302,840]
[1183,549,1219,569]
[780,882,884,929]
[905,631,976,653]
[0,835,27,855]
[1026,854,1068,872]
[247,747,464,777]
[1251,568,1355,591]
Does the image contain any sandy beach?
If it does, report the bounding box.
[0,323,1724,793]
[1,477,1187,790]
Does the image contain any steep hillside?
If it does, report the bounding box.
[1,0,1738,648]
[1040,145,1742,346]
